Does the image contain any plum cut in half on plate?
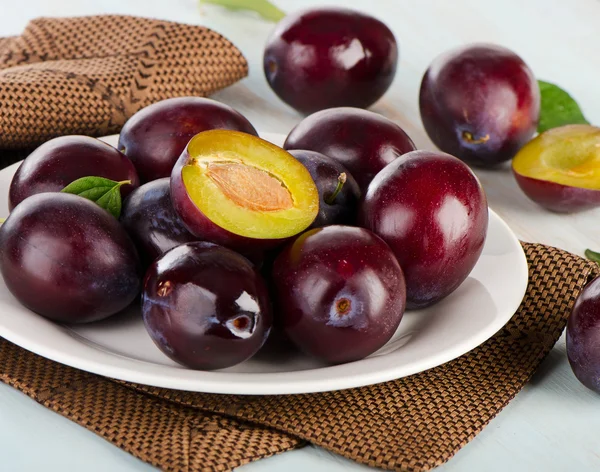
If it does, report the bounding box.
[171,130,319,251]
[512,125,600,212]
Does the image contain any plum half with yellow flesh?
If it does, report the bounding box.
[512,125,600,213]
[170,130,319,251]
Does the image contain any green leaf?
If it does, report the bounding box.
[585,249,600,264]
[200,0,286,22]
[61,176,130,218]
[538,80,590,133]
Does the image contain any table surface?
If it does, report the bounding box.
[2,0,600,471]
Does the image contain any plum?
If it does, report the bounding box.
[9,135,139,211]
[272,225,406,364]
[0,193,141,323]
[288,149,360,228]
[419,44,540,167]
[142,242,272,370]
[118,97,258,182]
[512,125,600,212]
[263,7,398,114]
[359,150,488,309]
[170,130,319,252]
[567,275,600,393]
[284,107,416,190]
[120,178,197,266]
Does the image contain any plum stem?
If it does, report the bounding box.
[199,0,286,22]
[462,131,490,144]
[325,173,347,205]
[585,249,600,264]
[0,217,5,225]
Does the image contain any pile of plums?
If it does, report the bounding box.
[0,95,489,370]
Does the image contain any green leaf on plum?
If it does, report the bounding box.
[199,0,285,22]
[538,80,589,133]
[585,249,600,265]
[61,176,130,219]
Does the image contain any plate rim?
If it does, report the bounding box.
[0,134,529,395]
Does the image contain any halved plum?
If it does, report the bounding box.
[512,125,600,212]
[171,130,319,251]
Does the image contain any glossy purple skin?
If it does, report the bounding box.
[170,148,286,253]
[263,7,398,115]
[419,44,540,167]
[9,135,139,211]
[142,242,272,370]
[272,226,406,364]
[359,150,488,309]
[513,172,600,213]
[118,97,258,182]
[0,193,141,323]
[120,178,197,266]
[567,275,600,394]
[288,149,361,228]
[284,107,416,190]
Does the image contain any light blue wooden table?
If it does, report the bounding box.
[2,1,600,470]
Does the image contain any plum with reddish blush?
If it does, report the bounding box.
[120,178,197,266]
[264,7,398,114]
[0,193,141,323]
[284,107,416,190]
[288,150,360,227]
[359,150,488,309]
[119,97,258,182]
[142,242,272,370]
[9,135,139,211]
[419,44,540,167]
[272,226,406,364]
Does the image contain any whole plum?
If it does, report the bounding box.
[142,242,272,370]
[0,193,141,323]
[359,150,488,309]
[264,7,398,114]
[272,225,406,364]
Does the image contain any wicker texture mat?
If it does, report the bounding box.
[0,243,595,471]
[0,15,248,150]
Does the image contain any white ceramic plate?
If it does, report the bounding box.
[0,133,528,395]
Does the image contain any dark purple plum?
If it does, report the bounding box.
[288,149,361,228]
[359,150,488,309]
[264,7,397,114]
[118,97,258,182]
[272,225,406,364]
[0,193,141,323]
[142,242,272,370]
[120,178,197,266]
[9,135,139,211]
[567,276,600,393]
[419,44,540,167]
[284,107,416,190]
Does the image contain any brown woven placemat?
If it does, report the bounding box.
[0,242,596,471]
[0,15,248,151]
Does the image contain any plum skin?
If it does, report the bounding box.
[0,193,141,323]
[567,275,600,394]
[284,107,416,190]
[9,135,139,211]
[419,44,540,167]
[288,149,361,228]
[359,150,488,309]
[118,97,258,182]
[513,172,600,213]
[142,242,272,370]
[120,178,197,266]
[263,7,398,114]
[272,225,406,364]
